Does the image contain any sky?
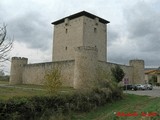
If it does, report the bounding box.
[0,0,160,74]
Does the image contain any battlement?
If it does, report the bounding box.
[12,57,28,61]
[129,59,144,66]
[130,59,144,63]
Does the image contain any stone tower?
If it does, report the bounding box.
[51,11,110,62]
[129,59,145,84]
[74,46,98,89]
[9,57,28,85]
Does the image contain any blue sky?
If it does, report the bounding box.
[0,0,160,74]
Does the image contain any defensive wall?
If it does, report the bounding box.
[9,11,145,89]
[10,46,145,89]
[10,57,75,87]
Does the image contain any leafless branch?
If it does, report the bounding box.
[0,24,13,63]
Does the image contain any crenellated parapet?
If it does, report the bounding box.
[11,57,28,60]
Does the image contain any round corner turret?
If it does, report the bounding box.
[9,57,28,85]
[129,59,145,84]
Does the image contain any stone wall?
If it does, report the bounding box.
[10,55,145,88]
[52,16,84,61]
[98,61,134,84]
[9,57,28,84]
[83,16,107,61]
[52,16,107,62]
[129,60,145,84]
[9,11,145,88]
[73,46,98,89]
[22,60,75,87]
[10,56,145,88]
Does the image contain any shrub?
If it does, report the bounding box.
[111,65,125,83]
[0,87,123,119]
[156,83,160,86]
[96,66,123,100]
[44,66,62,94]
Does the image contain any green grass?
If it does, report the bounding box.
[71,94,160,120]
[0,80,75,100]
[0,80,9,84]
[0,87,48,100]
[1,81,159,120]
[0,80,47,100]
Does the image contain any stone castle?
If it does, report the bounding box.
[9,11,145,89]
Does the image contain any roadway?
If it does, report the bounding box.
[124,87,160,97]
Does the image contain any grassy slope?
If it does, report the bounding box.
[71,94,160,120]
[0,87,48,100]
[1,81,160,120]
[0,80,74,100]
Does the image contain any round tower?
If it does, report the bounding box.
[73,46,98,89]
[9,57,28,85]
[129,59,145,84]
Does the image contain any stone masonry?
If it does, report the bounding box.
[9,11,145,89]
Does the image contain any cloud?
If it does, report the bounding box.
[1,0,160,69]
[107,25,120,46]
[7,11,52,51]
[122,1,160,66]
[124,1,160,52]
[0,0,53,51]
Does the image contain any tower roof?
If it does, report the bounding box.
[52,11,110,25]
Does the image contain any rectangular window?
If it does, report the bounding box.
[94,28,97,33]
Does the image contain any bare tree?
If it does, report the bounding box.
[0,24,13,62]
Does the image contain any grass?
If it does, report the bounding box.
[0,87,48,100]
[0,80,74,100]
[1,80,160,120]
[71,94,160,120]
[0,80,9,84]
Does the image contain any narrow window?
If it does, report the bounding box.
[66,29,68,33]
[65,47,67,50]
[94,28,97,33]
[65,23,68,26]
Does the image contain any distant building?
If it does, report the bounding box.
[145,67,160,84]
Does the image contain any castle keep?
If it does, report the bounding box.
[9,11,145,89]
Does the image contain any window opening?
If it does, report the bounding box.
[94,28,97,33]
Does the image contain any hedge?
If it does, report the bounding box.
[0,88,123,120]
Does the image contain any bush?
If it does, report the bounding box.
[0,87,123,119]
[156,83,160,86]
[44,66,62,94]
[111,65,125,83]
[0,75,9,81]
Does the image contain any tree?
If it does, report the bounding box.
[111,65,125,83]
[149,75,157,85]
[0,24,13,62]
[44,67,62,94]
